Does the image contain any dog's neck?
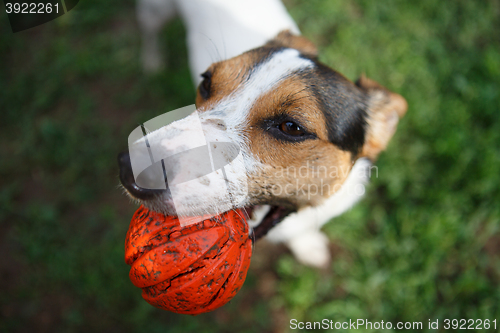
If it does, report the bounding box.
[175,0,300,84]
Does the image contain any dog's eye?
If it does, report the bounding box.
[264,117,315,142]
[279,121,305,136]
[199,71,212,100]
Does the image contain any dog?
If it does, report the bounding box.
[120,0,407,268]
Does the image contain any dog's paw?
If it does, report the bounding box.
[286,231,330,268]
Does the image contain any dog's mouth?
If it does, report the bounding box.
[118,152,293,240]
[118,151,165,201]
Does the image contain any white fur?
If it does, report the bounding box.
[137,0,299,82]
[137,0,369,268]
[131,50,314,218]
[265,158,372,267]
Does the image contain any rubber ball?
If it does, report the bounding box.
[124,206,252,315]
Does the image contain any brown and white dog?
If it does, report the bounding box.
[119,0,407,268]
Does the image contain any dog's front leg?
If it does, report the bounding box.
[265,158,373,268]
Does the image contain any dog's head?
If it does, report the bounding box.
[119,31,407,218]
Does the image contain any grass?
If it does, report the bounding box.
[1,0,499,332]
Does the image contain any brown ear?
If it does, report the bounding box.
[356,75,408,161]
[265,30,318,58]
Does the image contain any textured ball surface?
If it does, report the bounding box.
[124,206,252,315]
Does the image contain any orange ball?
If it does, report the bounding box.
[124,206,252,315]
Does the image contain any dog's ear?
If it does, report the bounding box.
[266,30,318,58]
[356,75,408,161]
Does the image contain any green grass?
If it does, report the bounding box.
[1,0,499,332]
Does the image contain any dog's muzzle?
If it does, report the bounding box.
[118,151,166,200]
[118,152,294,241]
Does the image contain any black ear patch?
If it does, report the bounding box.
[302,63,368,157]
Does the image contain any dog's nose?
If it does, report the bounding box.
[118,151,165,200]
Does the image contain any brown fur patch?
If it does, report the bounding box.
[244,77,353,208]
[192,43,406,210]
[195,47,287,108]
[246,77,328,140]
[265,30,318,58]
[357,75,408,161]
[195,58,248,109]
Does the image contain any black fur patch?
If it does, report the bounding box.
[240,46,368,156]
[301,61,368,156]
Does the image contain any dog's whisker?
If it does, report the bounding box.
[130,0,407,267]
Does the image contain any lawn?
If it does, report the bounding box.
[1,0,499,332]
